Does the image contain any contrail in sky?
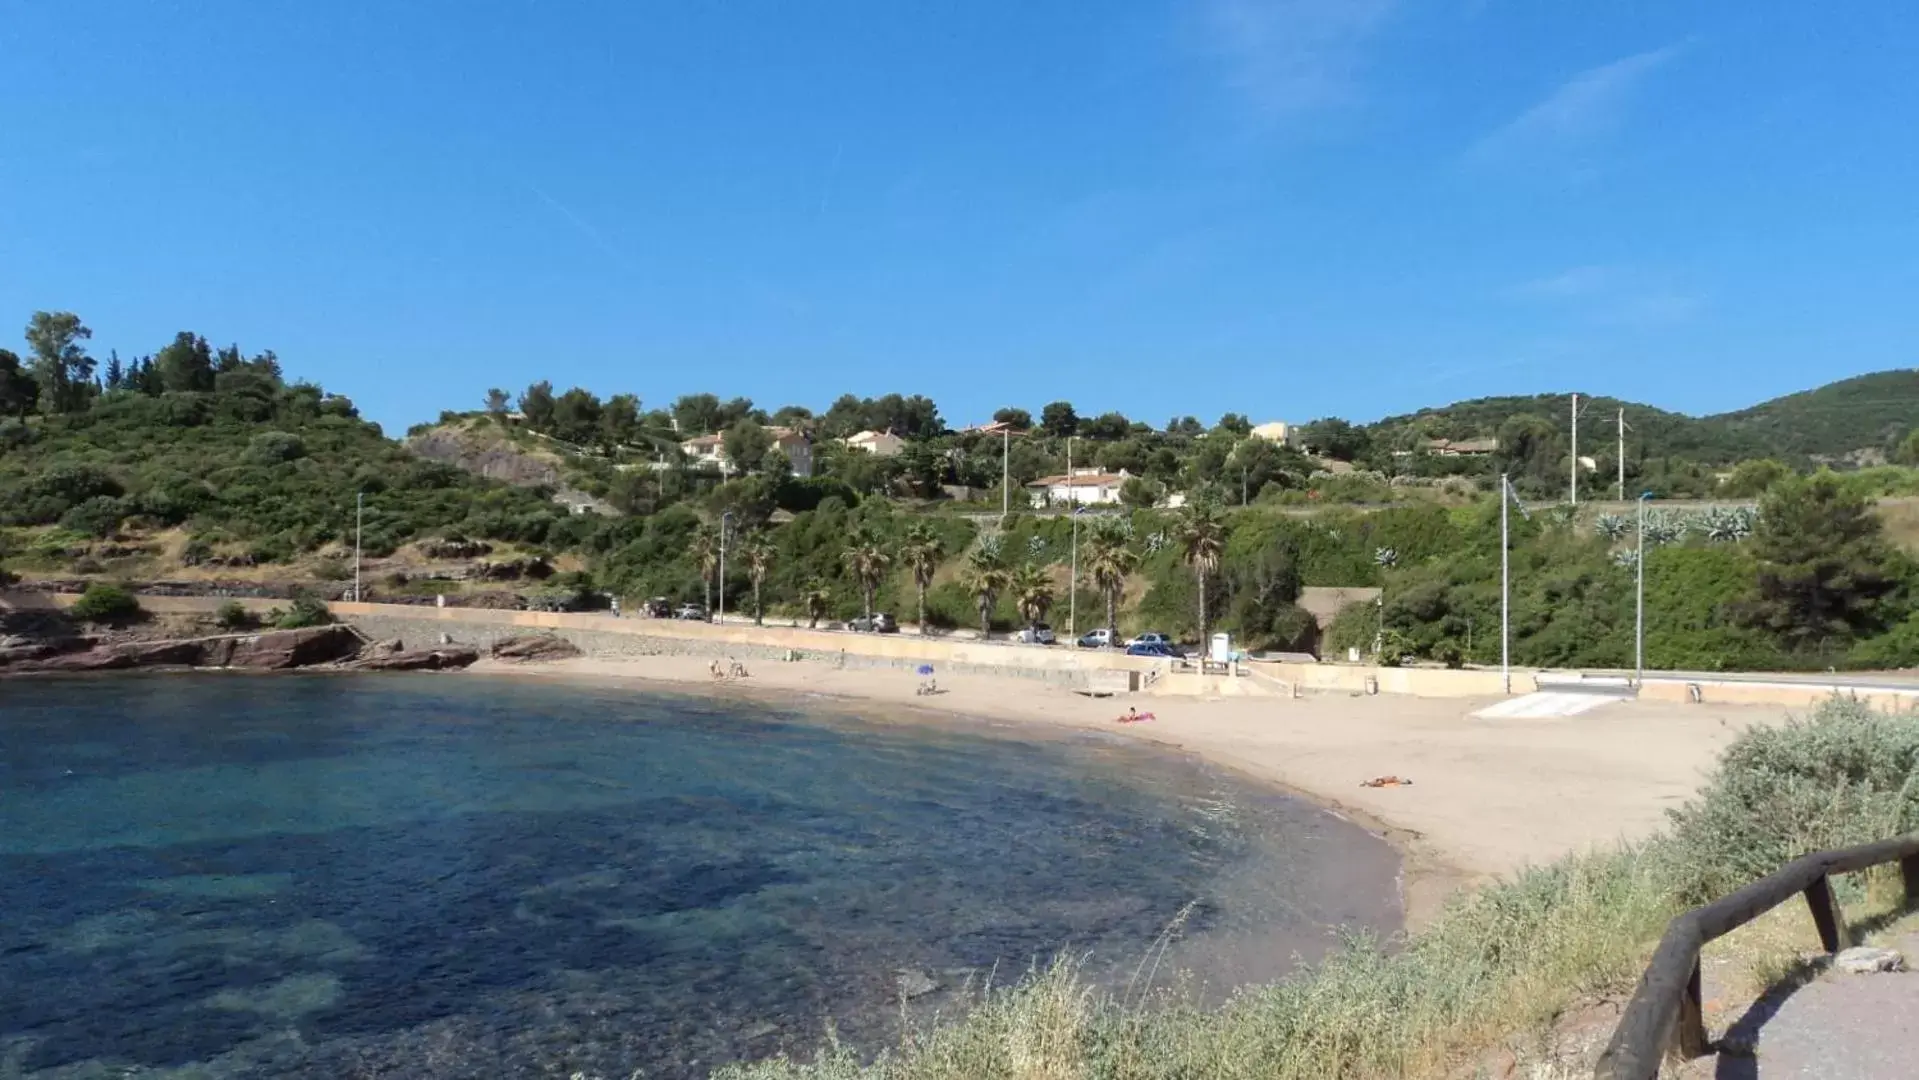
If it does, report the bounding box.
[529,183,634,269]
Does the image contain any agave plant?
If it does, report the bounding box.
[1026,535,1047,560]
[977,533,1004,562]
[1612,548,1640,569]
[1374,546,1398,570]
[1144,530,1167,555]
[1594,513,1630,541]
[1700,506,1753,543]
[1640,509,1687,547]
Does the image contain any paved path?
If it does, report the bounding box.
[1475,689,1628,718]
[1695,931,1919,1079]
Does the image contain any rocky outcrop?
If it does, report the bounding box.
[489,634,583,662]
[405,423,616,515]
[225,626,366,670]
[345,645,480,672]
[1,624,380,674]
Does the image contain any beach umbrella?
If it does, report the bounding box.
[916,664,934,676]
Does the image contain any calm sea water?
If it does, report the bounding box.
[0,675,1400,1078]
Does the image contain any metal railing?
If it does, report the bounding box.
[1594,834,1919,1079]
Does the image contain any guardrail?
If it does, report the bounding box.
[1593,834,1919,1079]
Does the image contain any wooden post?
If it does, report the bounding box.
[1903,852,1919,910]
[1804,874,1844,953]
[1674,959,1709,1059]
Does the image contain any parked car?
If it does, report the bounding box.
[641,597,673,618]
[673,603,706,620]
[1017,623,1056,645]
[1125,641,1175,658]
[1077,628,1116,649]
[848,613,899,634]
[1126,631,1176,652]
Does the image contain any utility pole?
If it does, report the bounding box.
[354,491,363,603]
[1616,408,1629,502]
[1001,426,1010,521]
[1500,473,1510,694]
[1570,392,1579,506]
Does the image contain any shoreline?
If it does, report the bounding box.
[465,653,1788,928]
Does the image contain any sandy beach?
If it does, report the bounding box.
[467,653,1790,924]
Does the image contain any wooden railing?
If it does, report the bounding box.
[1594,834,1919,1079]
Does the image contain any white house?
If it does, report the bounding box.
[841,429,905,457]
[1250,421,1298,446]
[679,426,814,477]
[1026,468,1132,507]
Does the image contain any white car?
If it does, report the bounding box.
[1017,623,1056,645]
[1126,631,1174,650]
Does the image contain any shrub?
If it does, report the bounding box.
[58,495,128,538]
[272,592,332,629]
[247,430,307,464]
[69,582,142,623]
[1662,698,1919,903]
[213,600,256,631]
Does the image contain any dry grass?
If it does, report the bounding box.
[715,847,1678,1080]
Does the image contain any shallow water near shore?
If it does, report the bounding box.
[0,674,1400,1078]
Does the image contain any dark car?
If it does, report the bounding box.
[848,613,899,633]
[642,597,673,618]
[1125,641,1175,658]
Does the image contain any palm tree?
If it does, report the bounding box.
[803,581,832,628]
[962,548,1011,638]
[741,533,775,626]
[1175,501,1226,645]
[1010,563,1055,629]
[1085,529,1139,646]
[898,523,945,635]
[689,524,720,614]
[841,526,892,622]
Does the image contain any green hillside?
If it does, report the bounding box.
[1701,369,1919,460]
[1362,369,1919,468]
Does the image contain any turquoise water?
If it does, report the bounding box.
[0,675,1399,1077]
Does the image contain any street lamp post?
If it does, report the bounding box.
[1500,472,1510,693]
[717,511,734,625]
[1635,492,1652,685]
[354,491,363,603]
[1067,436,1077,637]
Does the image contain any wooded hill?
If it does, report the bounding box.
[1365,370,1919,467]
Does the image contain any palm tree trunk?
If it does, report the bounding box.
[704,572,712,616]
[864,584,874,621]
[753,581,763,626]
[917,581,928,635]
[1106,588,1117,646]
[979,601,990,638]
[1196,566,1208,644]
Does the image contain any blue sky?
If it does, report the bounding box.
[2,1,1915,436]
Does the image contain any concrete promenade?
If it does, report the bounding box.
[11,589,1918,708]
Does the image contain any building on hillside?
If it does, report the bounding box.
[1249,420,1298,446]
[679,427,814,477]
[841,429,906,457]
[1423,437,1499,457]
[960,419,1028,436]
[1026,468,1132,507]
